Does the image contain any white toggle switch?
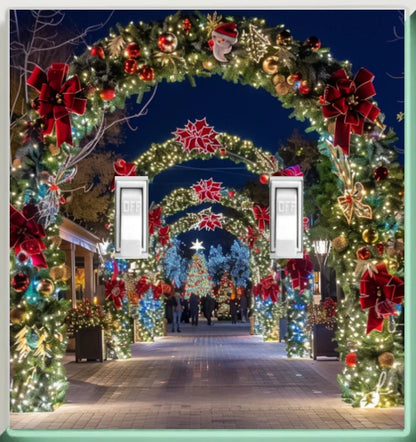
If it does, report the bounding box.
[270,176,303,259]
[115,176,149,259]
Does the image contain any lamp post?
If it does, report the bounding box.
[313,239,332,303]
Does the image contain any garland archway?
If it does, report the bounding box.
[9,10,404,412]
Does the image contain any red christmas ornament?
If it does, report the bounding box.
[219,147,227,156]
[259,174,269,184]
[11,273,30,292]
[138,65,155,81]
[306,36,321,50]
[100,88,116,101]
[287,73,302,85]
[373,166,389,181]
[123,59,138,75]
[90,46,105,58]
[255,248,260,254]
[228,190,235,197]
[157,32,178,53]
[298,80,311,95]
[376,242,385,255]
[356,246,371,261]
[124,42,141,59]
[183,18,192,34]
[345,352,357,368]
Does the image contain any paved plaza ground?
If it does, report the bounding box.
[10,320,404,430]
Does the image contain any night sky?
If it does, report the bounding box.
[14,9,405,253]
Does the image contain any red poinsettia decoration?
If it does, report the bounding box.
[273,164,303,177]
[246,225,258,249]
[192,178,224,202]
[285,253,314,290]
[158,225,170,246]
[172,118,222,155]
[322,68,380,155]
[199,212,223,231]
[105,278,126,309]
[360,263,404,334]
[27,63,87,147]
[149,206,162,235]
[10,204,48,268]
[109,159,137,191]
[253,205,270,233]
[136,275,151,299]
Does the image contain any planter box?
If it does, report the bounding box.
[75,327,106,362]
[311,324,338,360]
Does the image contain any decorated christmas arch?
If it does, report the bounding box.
[10,9,404,413]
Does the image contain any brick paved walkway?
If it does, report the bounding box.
[10,321,404,430]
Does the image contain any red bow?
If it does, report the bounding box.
[105,279,126,309]
[136,276,151,299]
[322,68,380,155]
[152,284,163,300]
[360,263,404,334]
[149,207,162,235]
[27,63,87,146]
[246,225,258,249]
[10,204,47,268]
[260,275,280,303]
[273,165,303,176]
[159,225,170,246]
[285,254,314,290]
[109,159,137,191]
[253,205,270,233]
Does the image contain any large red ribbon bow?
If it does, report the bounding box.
[285,253,314,290]
[149,207,162,235]
[253,205,270,233]
[260,275,280,303]
[322,68,380,155]
[105,261,125,309]
[246,225,258,249]
[136,276,151,299]
[360,263,404,334]
[10,204,48,268]
[27,63,87,147]
[109,159,137,191]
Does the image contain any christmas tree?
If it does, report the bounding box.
[229,240,250,288]
[216,271,235,320]
[185,241,212,296]
[207,244,229,284]
[105,298,132,360]
[164,238,188,287]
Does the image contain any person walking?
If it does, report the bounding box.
[204,294,216,326]
[181,293,190,324]
[239,292,248,323]
[189,292,200,326]
[230,295,239,324]
[171,285,183,333]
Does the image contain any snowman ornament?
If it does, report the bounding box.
[210,22,238,62]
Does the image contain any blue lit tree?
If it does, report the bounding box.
[164,238,187,287]
[207,244,229,284]
[136,289,165,342]
[229,240,250,288]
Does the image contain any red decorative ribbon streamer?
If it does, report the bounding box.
[27,63,87,146]
[273,164,303,176]
[158,225,170,246]
[246,225,258,249]
[149,207,162,235]
[109,159,137,191]
[10,204,48,268]
[105,261,126,309]
[253,205,270,233]
[322,68,380,155]
[360,263,404,334]
[285,253,314,290]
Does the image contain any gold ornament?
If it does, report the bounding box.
[378,352,395,368]
[48,143,60,156]
[202,59,215,70]
[10,308,25,324]
[262,55,279,75]
[50,265,71,282]
[332,236,348,252]
[12,158,21,168]
[206,12,223,36]
[272,74,291,96]
[242,24,271,63]
[272,74,285,85]
[36,278,55,297]
[362,228,379,244]
[360,391,380,408]
[108,35,126,57]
